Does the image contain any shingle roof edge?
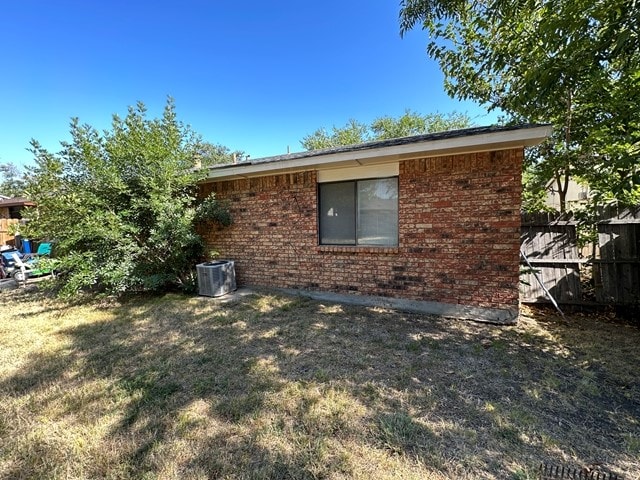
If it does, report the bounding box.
[208,123,550,172]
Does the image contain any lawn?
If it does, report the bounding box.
[0,287,638,480]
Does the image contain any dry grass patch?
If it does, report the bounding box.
[1,288,638,479]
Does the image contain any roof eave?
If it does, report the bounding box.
[0,200,36,208]
[202,124,552,182]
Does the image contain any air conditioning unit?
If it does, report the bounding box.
[197,260,236,297]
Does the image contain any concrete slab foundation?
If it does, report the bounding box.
[197,286,518,325]
[276,288,518,325]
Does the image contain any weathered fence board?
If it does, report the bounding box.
[520,213,583,303]
[594,221,640,304]
[521,207,640,306]
[0,219,19,246]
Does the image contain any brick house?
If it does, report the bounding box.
[198,124,551,323]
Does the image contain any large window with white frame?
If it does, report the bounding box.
[318,177,398,246]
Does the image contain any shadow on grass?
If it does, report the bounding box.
[1,291,638,478]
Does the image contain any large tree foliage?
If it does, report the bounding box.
[22,99,231,296]
[0,162,26,198]
[400,0,640,211]
[301,119,370,150]
[196,142,245,166]
[301,110,471,150]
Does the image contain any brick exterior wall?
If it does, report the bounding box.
[199,148,523,311]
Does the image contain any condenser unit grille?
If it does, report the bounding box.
[197,260,237,297]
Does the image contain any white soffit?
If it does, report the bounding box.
[204,125,552,181]
[317,163,399,183]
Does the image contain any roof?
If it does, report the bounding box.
[0,197,36,208]
[201,123,552,182]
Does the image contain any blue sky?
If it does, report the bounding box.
[0,1,498,168]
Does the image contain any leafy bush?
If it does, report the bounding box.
[22,98,230,296]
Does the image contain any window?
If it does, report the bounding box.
[319,177,398,246]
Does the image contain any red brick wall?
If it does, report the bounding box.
[199,148,523,311]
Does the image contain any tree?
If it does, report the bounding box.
[0,162,26,197]
[399,0,640,211]
[301,110,472,150]
[521,165,554,213]
[371,110,471,139]
[301,119,370,150]
[22,98,231,296]
[196,142,245,167]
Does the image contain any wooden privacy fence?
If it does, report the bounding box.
[0,219,19,246]
[595,205,640,304]
[520,206,640,305]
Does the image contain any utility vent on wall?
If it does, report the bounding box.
[197,260,237,297]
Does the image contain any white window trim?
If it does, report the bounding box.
[317,163,399,183]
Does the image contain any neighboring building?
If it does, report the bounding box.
[198,124,551,323]
[0,196,35,246]
[0,197,35,219]
[545,177,590,211]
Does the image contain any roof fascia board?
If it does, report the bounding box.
[0,201,35,208]
[203,125,552,181]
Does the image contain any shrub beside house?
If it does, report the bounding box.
[198,124,551,323]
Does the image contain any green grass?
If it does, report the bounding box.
[1,288,638,479]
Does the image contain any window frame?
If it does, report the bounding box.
[317,176,399,247]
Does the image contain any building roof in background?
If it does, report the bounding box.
[0,197,35,208]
